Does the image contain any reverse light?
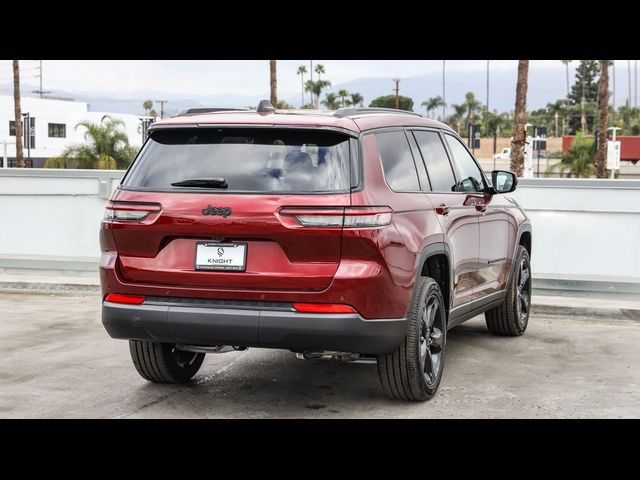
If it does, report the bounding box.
[103,202,161,222]
[293,303,357,314]
[105,294,145,305]
[279,206,392,228]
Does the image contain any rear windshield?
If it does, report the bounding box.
[122,128,352,193]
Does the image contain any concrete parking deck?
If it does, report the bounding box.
[1,292,639,419]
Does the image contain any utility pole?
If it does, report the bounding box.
[155,100,168,119]
[635,59,637,107]
[628,60,632,107]
[310,60,313,83]
[554,111,559,138]
[612,61,616,125]
[442,60,446,120]
[486,60,490,114]
[393,78,400,109]
[33,60,51,98]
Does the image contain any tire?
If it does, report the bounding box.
[129,340,205,383]
[485,245,532,336]
[377,277,446,401]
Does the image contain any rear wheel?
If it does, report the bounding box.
[377,277,446,401]
[129,340,205,383]
[485,245,531,336]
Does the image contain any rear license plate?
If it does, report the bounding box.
[195,242,247,271]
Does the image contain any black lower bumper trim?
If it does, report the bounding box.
[102,301,408,354]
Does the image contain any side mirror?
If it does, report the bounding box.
[491,170,518,194]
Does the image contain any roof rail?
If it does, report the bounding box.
[333,107,422,118]
[177,107,250,116]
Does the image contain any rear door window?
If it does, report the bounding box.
[122,128,352,193]
[412,130,456,192]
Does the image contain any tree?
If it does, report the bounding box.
[269,60,277,107]
[142,99,153,115]
[596,60,610,178]
[149,109,158,119]
[44,116,138,170]
[546,133,595,178]
[568,60,600,133]
[421,96,445,119]
[276,100,294,109]
[321,92,340,110]
[13,60,25,168]
[296,65,307,107]
[463,91,482,133]
[349,92,364,107]
[305,79,331,108]
[369,94,414,111]
[314,64,325,81]
[561,60,572,98]
[447,103,467,134]
[337,89,349,107]
[511,60,529,176]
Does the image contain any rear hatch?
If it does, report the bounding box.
[106,126,354,291]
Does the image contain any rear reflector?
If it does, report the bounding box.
[105,294,145,305]
[293,303,356,314]
[279,206,392,228]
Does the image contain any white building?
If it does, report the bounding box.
[0,95,149,167]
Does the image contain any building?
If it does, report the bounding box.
[0,95,150,167]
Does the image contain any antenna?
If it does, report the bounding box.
[257,99,276,113]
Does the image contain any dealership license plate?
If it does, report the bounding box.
[195,242,247,271]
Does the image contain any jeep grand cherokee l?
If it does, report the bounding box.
[100,103,532,401]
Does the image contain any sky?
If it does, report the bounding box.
[0,59,638,107]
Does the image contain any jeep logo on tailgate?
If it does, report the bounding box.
[202,205,232,217]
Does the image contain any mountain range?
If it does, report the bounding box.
[0,67,570,118]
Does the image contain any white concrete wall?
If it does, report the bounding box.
[0,171,638,282]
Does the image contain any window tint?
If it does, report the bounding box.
[412,131,456,192]
[444,134,486,193]
[122,128,351,193]
[375,131,420,191]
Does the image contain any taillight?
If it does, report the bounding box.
[293,303,357,314]
[103,202,161,222]
[105,294,145,305]
[279,206,392,228]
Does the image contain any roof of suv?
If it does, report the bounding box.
[150,108,455,135]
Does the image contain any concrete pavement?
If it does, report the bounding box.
[1,292,639,418]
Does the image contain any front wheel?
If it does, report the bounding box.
[129,340,205,383]
[485,245,532,336]
[377,277,446,401]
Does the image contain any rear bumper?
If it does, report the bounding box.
[102,301,408,354]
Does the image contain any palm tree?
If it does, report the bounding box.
[337,89,349,107]
[314,64,326,81]
[463,92,482,133]
[296,65,307,107]
[450,103,467,134]
[305,79,332,108]
[142,99,153,115]
[596,60,610,178]
[349,92,364,107]
[321,92,340,110]
[511,60,530,176]
[561,60,572,98]
[547,133,595,178]
[421,95,445,119]
[44,116,138,170]
[12,60,25,168]
[269,60,277,107]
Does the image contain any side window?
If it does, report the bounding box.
[444,134,486,193]
[375,130,420,192]
[412,130,456,192]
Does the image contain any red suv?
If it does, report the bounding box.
[100,103,532,401]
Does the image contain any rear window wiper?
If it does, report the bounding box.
[170,178,228,188]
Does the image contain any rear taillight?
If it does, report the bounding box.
[279,206,392,228]
[293,303,357,314]
[103,202,161,222]
[105,294,145,305]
